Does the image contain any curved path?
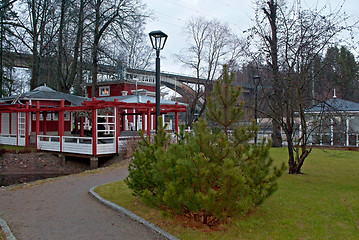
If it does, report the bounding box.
[0,160,166,240]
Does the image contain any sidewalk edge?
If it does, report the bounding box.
[89,184,179,240]
[0,218,16,240]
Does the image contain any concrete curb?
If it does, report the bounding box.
[0,218,16,240]
[89,184,179,240]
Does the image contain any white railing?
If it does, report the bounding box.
[97,137,116,154]
[37,135,60,151]
[0,134,17,146]
[37,135,116,155]
[18,136,25,146]
[63,136,93,154]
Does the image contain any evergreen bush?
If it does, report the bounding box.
[125,66,285,226]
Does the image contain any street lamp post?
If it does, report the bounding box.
[0,5,4,98]
[253,75,260,144]
[149,30,168,132]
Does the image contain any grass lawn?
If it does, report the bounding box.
[95,148,359,239]
[0,144,36,152]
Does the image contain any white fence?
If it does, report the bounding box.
[36,135,118,155]
[18,137,25,146]
[97,137,116,154]
[62,136,93,154]
[37,135,61,151]
[0,134,17,146]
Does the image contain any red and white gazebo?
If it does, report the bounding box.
[0,86,186,168]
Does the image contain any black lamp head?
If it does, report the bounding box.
[149,30,168,51]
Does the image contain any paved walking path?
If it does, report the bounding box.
[0,160,166,240]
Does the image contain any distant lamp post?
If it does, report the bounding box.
[149,30,168,131]
[0,4,4,98]
[253,75,260,144]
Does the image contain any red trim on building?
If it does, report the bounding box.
[9,113,12,135]
[16,112,18,145]
[92,107,97,156]
[80,117,84,137]
[36,101,40,147]
[86,82,156,98]
[147,105,151,137]
[25,102,29,146]
[59,100,65,151]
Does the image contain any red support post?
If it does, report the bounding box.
[36,101,40,147]
[122,113,126,131]
[74,115,78,133]
[175,113,179,134]
[9,112,11,135]
[92,108,97,156]
[118,113,121,136]
[175,102,179,134]
[25,102,29,146]
[16,112,18,146]
[43,112,47,136]
[80,116,84,137]
[152,113,155,131]
[147,107,151,138]
[142,112,145,132]
[59,99,65,151]
[114,99,119,154]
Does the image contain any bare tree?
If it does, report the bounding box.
[2,0,150,96]
[176,17,243,127]
[89,0,147,97]
[10,0,59,90]
[1,0,19,96]
[249,0,358,173]
[115,20,153,70]
[55,0,87,93]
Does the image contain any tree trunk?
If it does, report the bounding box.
[68,0,84,93]
[91,43,98,98]
[57,0,65,91]
[264,0,283,147]
[272,121,282,147]
[91,0,100,98]
[30,44,39,90]
[286,135,298,174]
[287,136,310,174]
[187,99,197,128]
[30,0,39,90]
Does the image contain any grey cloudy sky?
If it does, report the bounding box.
[141,0,359,75]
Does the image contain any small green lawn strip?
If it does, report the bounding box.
[95,148,359,240]
[0,144,36,153]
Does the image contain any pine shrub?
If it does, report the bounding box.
[125,66,285,226]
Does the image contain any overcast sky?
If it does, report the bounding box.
[141,0,359,75]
